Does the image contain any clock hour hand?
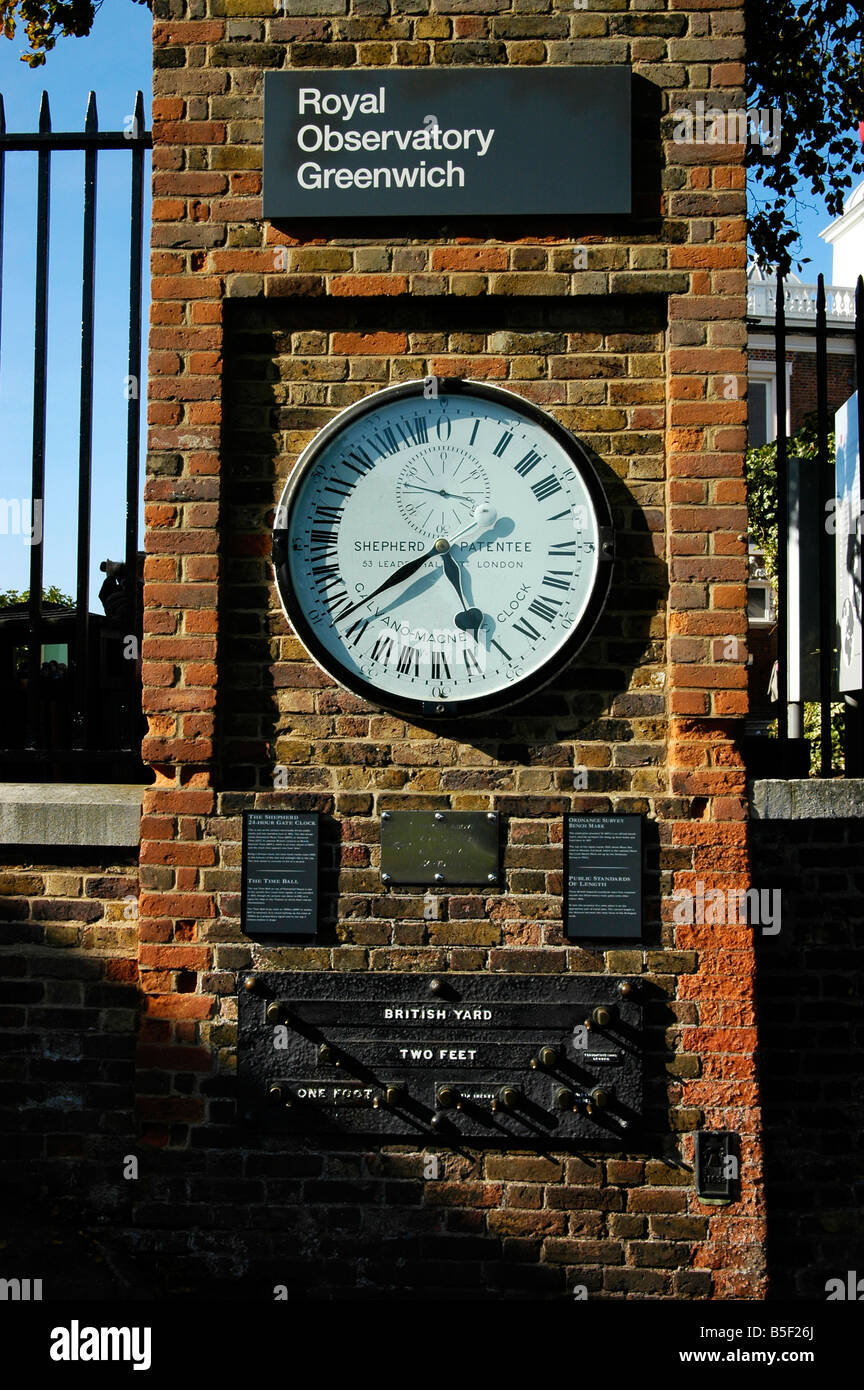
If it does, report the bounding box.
[441,550,485,640]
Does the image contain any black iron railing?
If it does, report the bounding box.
[772,270,864,777]
[0,91,151,780]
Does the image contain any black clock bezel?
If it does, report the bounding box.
[272,378,614,719]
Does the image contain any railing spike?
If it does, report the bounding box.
[38,90,51,133]
[85,91,98,133]
[0,94,5,136]
[133,90,144,130]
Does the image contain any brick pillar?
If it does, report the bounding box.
[139,0,766,1298]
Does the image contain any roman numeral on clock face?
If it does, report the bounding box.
[492,431,513,457]
[542,570,572,591]
[513,615,541,642]
[527,595,563,622]
[396,415,429,447]
[371,633,395,664]
[310,528,339,557]
[531,474,561,502]
[431,649,451,681]
[325,478,355,498]
[369,426,400,457]
[343,444,375,476]
[312,563,342,592]
[396,645,421,677]
[327,592,353,622]
[514,449,542,477]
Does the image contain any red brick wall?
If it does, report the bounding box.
[133,0,766,1298]
[748,343,857,435]
[788,350,856,434]
[0,853,139,1288]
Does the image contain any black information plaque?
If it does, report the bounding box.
[241,811,319,938]
[564,814,643,940]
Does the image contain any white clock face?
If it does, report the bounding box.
[273,381,613,717]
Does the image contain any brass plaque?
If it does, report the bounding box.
[380,811,499,885]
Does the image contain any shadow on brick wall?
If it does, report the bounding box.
[750,817,864,1299]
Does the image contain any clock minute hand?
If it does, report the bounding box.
[335,542,442,623]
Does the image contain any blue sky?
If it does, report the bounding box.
[0,9,855,604]
[0,0,152,604]
[750,178,835,282]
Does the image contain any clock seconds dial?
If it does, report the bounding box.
[273,380,613,718]
[395,448,491,538]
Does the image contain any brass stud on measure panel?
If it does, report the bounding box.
[585,1087,609,1116]
[491,1085,518,1112]
[585,1006,611,1029]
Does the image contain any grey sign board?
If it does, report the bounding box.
[263,68,631,220]
[241,811,319,937]
[380,810,499,885]
[564,813,642,940]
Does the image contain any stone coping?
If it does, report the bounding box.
[2,780,860,845]
[0,783,146,847]
[749,779,864,820]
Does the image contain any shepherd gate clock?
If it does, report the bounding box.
[272,379,614,718]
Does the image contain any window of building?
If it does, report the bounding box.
[748,377,772,447]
